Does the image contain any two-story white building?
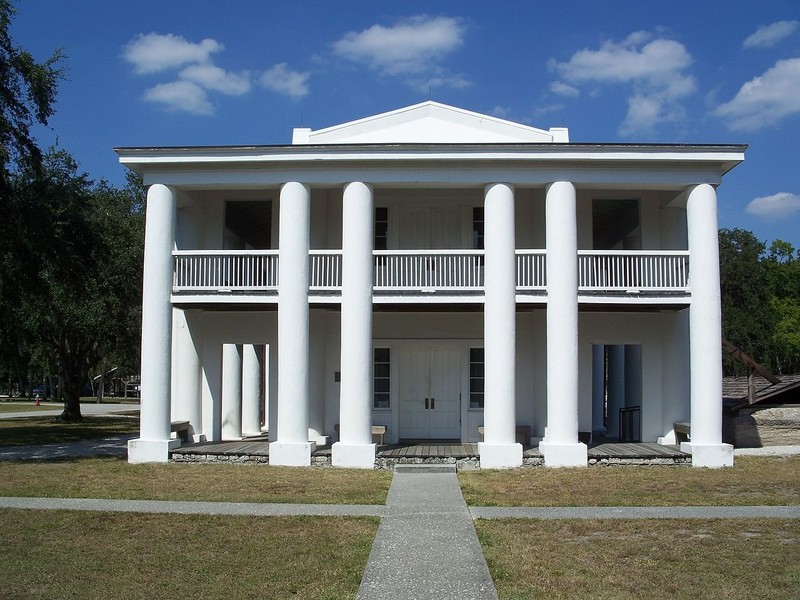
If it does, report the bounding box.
[117,101,744,468]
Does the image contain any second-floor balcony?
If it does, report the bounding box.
[172,249,689,303]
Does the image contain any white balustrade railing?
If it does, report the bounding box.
[173,249,690,296]
[173,250,278,291]
[578,250,689,292]
[310,250,342,290]
[373,250,485,290]
[516,250,547,290]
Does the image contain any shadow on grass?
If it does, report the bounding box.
[0,416,139,447]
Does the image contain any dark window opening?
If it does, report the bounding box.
[469,348,485,409]
[374,348,390,409]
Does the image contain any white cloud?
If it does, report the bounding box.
[260,63,310,99]
[549,31,696,136]
[333,15,467,88]
[743,20,799,49]
[713,57,800,131]
[746,192,800,220]
[180,64,251,95]
[550,81,580,97]
[143,81,213,115]
[123,33,223,74]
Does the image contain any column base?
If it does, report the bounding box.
[681,442,734,468]
[332,442,376,469]
[269,441,316,466]
[478,443,523,469]
[539,441,587,468]
[128,438,180,464]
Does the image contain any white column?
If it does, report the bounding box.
[333,182,376,468]
[221,343,243,440]
[540,181,587,467]
[129,184,177,463]
[172,308,203,442]
[241,344,263,437]
[479,183,522,468]
[686,184,733,467]
[591,344,606,433]
[267,342,277,440]
[606,345,625,439]
[271,181,314,466]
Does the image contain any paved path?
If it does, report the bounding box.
[356,465,498,600]
[0,434,135,461]
[0,496,384,517]
[470,505,800,519]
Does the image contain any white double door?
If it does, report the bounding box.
[398,346,461,440]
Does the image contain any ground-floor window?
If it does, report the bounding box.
[469,347,484,409]
[374,348,390,409]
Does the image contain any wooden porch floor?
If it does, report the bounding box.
[172,438,688,461]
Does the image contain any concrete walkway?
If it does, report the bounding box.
[356,465,498,600]
[0,496,384,517]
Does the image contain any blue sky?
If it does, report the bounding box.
[11,1,800,250]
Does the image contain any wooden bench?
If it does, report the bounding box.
[673,422,691,444]
[478,425,532,445]
[171,420,191,443]
[334,424,388,445]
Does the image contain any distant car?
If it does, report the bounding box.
[32,385,45,396]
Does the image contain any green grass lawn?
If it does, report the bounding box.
[0,508,377,600]
[0,456,394,504]
[460,455,800,506]
[476,518,800,599]
[0,416,139,446]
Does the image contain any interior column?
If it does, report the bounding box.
[540,181,587,467]
[685,183,733,467]
[333,181,376,468]
[221,343,243,440]
[129,183,177,463]
[479,182,522,468]
[172,308,203,442]
[271,181,314,466]
[241,344,263,437]
[591,344,606,435]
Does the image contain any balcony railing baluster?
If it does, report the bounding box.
[172,249,689,296]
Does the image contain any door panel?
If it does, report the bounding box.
[399,346,462,440]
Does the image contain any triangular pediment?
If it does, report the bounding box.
[293,101,568,145]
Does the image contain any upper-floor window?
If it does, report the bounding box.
[472,207,484,250]
[375,207,388,250]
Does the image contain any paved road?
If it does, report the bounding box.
[0,402,138,420]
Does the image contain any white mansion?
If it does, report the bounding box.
[117,101,745,468]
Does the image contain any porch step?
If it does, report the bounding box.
[394,464,456,474]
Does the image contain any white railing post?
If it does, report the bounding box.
[576,250,689,292]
